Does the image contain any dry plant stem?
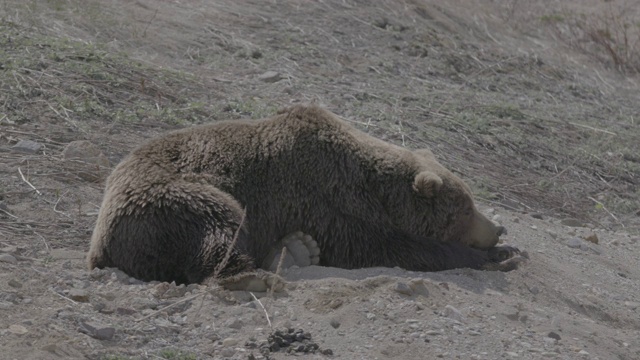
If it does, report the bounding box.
[250,292,273,331]
[34,231,50,252]
[0,208,18,219]
[569,122,617,136]
[213,209,247,279]
[53,190,71,218]
[588,196,624,228]
[269,247,287,298]
[50,288,78,305]
[18,167,42,195]
[135,290,211,323]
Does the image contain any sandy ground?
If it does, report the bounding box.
[0,0,639,359]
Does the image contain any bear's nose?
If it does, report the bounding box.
[496,226,507,236]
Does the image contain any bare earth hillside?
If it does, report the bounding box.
[0,1,638,359]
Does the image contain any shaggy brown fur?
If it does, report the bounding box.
[87,105,513,284]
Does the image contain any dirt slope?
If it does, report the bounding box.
[0,1,639,359]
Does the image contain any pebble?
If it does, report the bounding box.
[393,281,413,295]
[78,321,115,341]
[505,351,519,357]
[68,289,90,303]
[329,319,340,329]
[443,305,465,322]
[8,324,28,335]
[583,233,599,244]
[545,229,558,239]
[220,348,235,357]
[531,213,544,219]
[547,331,561,341]
[258,71,281,83]
[226,318,243,330]
[8,279,22,288]
[561,218,584,227]
[0,254,17,264]
[565,238,589,251]
[222,337,240,347]
[11,140,42,154]
[623,301,639,310]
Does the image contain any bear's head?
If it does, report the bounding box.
[390,149,504,249]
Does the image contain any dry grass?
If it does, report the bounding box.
[543,3,640,74]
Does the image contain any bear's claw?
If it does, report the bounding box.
[483,245,529,272]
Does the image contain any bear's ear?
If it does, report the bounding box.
[413,171,443,198]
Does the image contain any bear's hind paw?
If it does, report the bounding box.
[262,231,320,271]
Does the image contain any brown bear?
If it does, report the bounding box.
[87,105,521,285]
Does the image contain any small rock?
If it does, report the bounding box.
[547,331,561,341]
[0,245,17,253]
[565,238,589,251]
[505,352,519,357]
[258,71,281,83]
[220,348,235,357]
[116,307,137,316]
[68,289,89,303]
[223,337,240,347]
[8,279,22,288]
[0,254,17,264]
[8,324,28,335]
[492,214,502,222]
[583,233,599,244]
[12,140,42,154]
[623,301,639,310]
[561,218,584,227]
[513,217,520,223]
[0,301,12,309]
[329,319,340,329]
[531,213,544,219]
[78,321,115,340]
[226,318,243,330]
[393,281,413,296]
[578,350,589,356]
[443,305,465,322]
[545,230,558,239]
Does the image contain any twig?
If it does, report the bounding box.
[250,292,272,331]
[268,247,287,298]
[569,122,617,136]
[18,167,42,195]
[588,196,624,228]
[53,190,71,218]
[0,208,18,219]
[213,209,246,279]
[134,291,211,322]
[50,289,79,305]
[34,231,50,252]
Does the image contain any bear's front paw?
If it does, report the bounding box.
[484,245,529,272]
[262,231,320,271]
